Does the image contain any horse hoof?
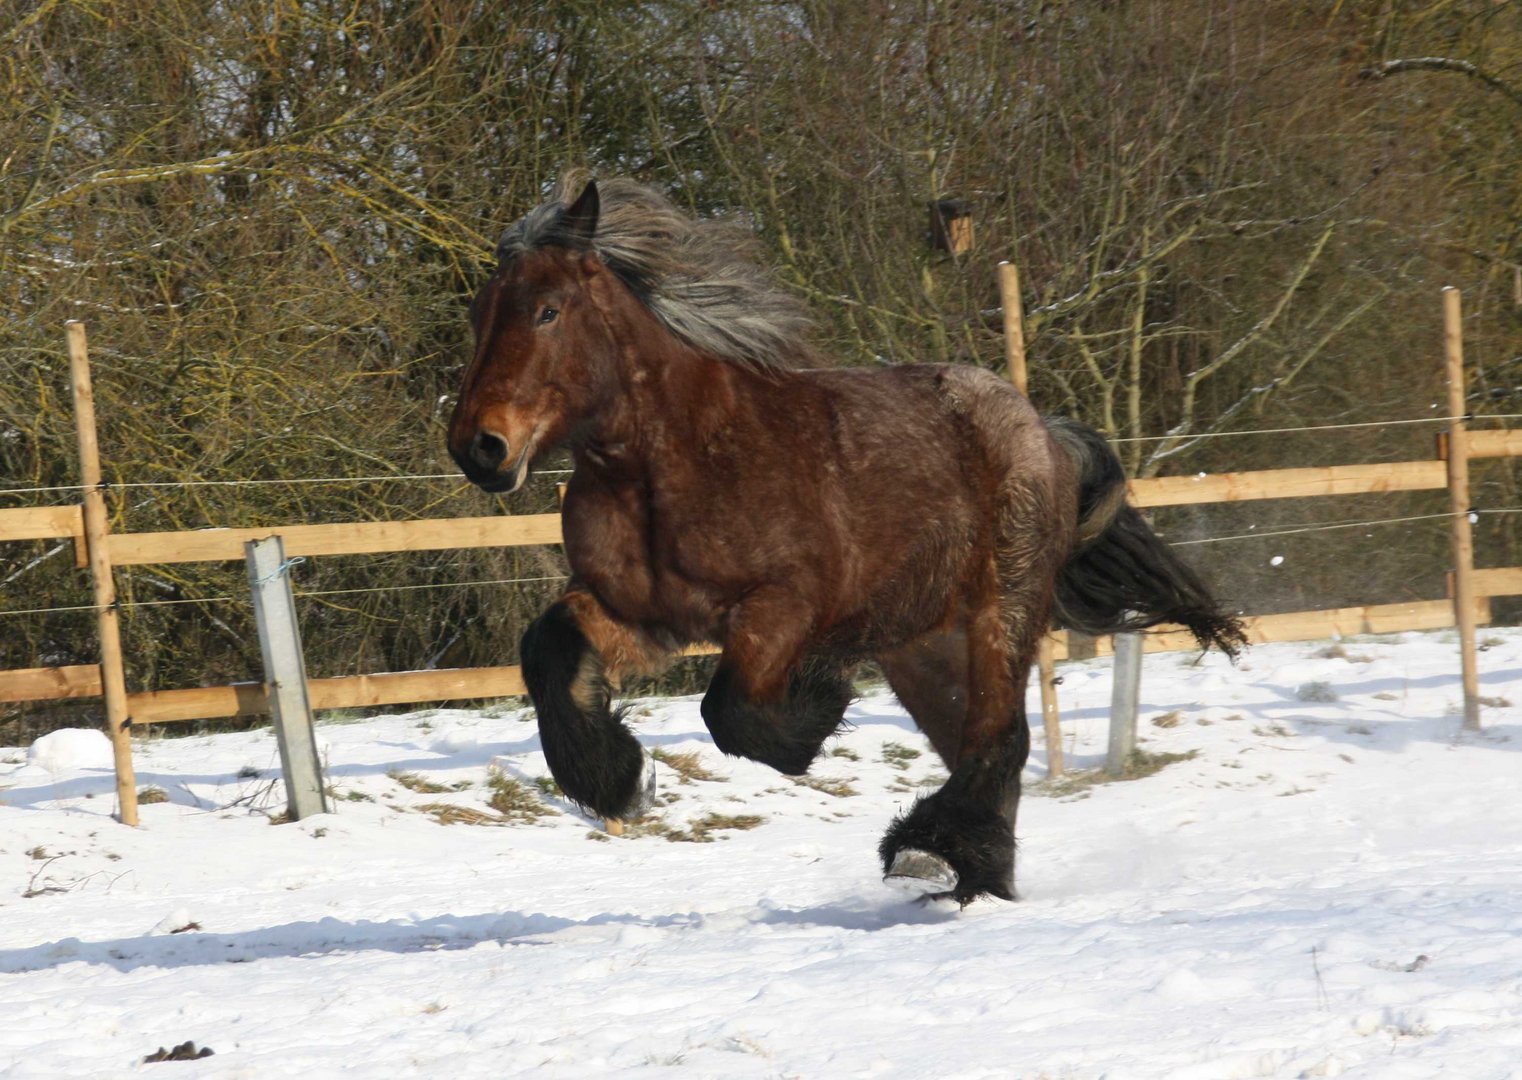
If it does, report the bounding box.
[624,751,658,818]
[883,848,958,898]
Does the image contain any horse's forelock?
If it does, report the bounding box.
[497,175,813,373]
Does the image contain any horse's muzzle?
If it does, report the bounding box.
[450,429,531,493]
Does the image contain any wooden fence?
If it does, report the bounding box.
[2,291,1519,825]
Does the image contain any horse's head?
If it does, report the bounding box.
[448,181,618,493]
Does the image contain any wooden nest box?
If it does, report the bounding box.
[928,198,974,255]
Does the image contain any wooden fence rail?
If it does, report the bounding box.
[1129,460,1449,507]
[1,289,1517,823]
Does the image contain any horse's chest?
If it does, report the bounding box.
[562,488,720,633]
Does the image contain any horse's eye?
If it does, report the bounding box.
[537,306,559,326]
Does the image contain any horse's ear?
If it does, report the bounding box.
[561,180,600,247]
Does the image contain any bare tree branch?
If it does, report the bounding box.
[1360,57,1522,112]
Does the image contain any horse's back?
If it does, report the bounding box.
[806,363,1066,509]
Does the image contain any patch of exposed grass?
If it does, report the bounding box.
[828,746,860,761]
[651,747,725,784]
[880,741,921,770]
[1040,771,1103,798]
[318,708,375,726]
[533,775,562,797]
[623,819,670,839]
[1296,681,1338,703]
[418,802,499,826]
[1150,710,1182,729]
[790,775,858,798]
[1038,749,1199,798]
[387,770,449,794]
[663,812,766,843]
[137,787,170,805]
[890,768,949,794]
[1113,748,1198,780]
[486,774,558,823]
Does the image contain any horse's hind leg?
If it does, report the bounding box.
[878,598,1036,904]
[700,586,853,775]
[878,627,968,768]
[520,589,673,819]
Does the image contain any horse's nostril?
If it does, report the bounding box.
[471,430,509,470]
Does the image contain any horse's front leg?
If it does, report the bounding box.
[700,587,853,775]
[879,602,1032,905]
[520,589,673,819]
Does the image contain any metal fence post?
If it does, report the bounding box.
[246,536,328,820]
[1106,632,1143,776]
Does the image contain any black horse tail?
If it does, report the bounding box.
[1046,417,1247,659]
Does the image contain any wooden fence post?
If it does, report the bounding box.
[246,536,329,820]
[67,321,139,826]
[1106,632,1143,776]
[1442,288,1482,731]
[999,261,1064,777]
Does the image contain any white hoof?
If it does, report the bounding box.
[883,848,958,897]
[624,751,658,818]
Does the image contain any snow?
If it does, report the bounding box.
[3,629,1521,1079]
[25,728,112,774]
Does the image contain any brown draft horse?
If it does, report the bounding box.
[448,176,1245,904]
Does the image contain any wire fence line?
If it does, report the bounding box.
[0,468,576,499]
[1166,505,1520,547]
[0,573,573,619]
[296,574,569,600]
[4,412,1520,500]
[0,601,104,618]
[4,507,1519,621]
[1106,412,1522,444]
[1168,511,1456,546]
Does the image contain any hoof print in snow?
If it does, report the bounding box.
[143,1041,214,1062]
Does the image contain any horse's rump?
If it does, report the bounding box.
[799,364,1075,656]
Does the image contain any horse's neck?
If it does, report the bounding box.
[583,342,769,486]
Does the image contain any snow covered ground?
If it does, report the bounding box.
[2,629,1520,1079]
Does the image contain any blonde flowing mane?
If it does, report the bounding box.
[496,174,813,373]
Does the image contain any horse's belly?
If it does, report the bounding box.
[844,527,971,650]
